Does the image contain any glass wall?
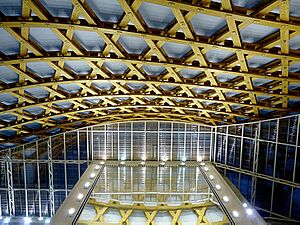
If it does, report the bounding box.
[214,115,300,221]
[0,117,299,221]
[89,121,212,161]
[0,121,212,218]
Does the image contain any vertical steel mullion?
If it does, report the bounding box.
[290,115,300,218]
[195,167,198,197]
[47,136,55,216]
[131,167,134,202]
[6,148,14,216]
[190,130,193,161]
[240,125,244,170]
[118,123,120,160]
[251,122,260,206]
[63,133,67,197]
[224,127,229,176]
[37,159,41,218]
[23,145,28,217]
[77,130,81,182]
[156,166,159,204]
[77,130,80,161]
[158,122,160,161]
[91,127,94,161]
[225,126,229,165]
[182,166,185,201]
[87,128,90,162]
[143,166,146,203]
[292,115,300,183]
[197,125,200,161]
[238,125,245,189]
[131,122,133,161]
[169,167,172,199]
[104,166,107,198]
[270,119,280,214]
[209,126,213,161]
[183,123,186,161]
[144,121,146,160]
[170,122,173,161]
[213,127,218,163]
[117,166,120,200]
[104,125,107,160]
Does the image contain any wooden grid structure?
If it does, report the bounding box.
[0,0,300,146]
[77,200,229,225]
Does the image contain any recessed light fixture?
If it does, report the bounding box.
[120,161,125,165]
[200,162,205,166]
[223,196,229,202]
[243,203,248,208]
[100,161,105,165]
[84,182,90,188]
[215,184,221,190]
[141,161,145,165]
[180,162,185,166]
[45,218,51,223]
[77,193,84,200]
[209,175,214,180]
[90,173,96,179]
[38,217,43,221]
[68,208,75,215]
[203,167,208,171]
[95,165,100,170]
[232,210,239,218]
[246,208,253,215]
[160,162,165,166]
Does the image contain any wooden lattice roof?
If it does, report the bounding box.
[0,0,299,147]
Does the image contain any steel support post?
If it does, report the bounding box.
[5,155,14,216]
[251,125,259,205]
[47,137,55,216]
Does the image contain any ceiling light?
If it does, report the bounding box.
[200,162,205,166]
[45,218,51,223]
[120,161,125,165]
[160,162,165,166]
[38,217,43,221]
[246,208,253,215]
[209,175,214,180]
[23,217,31,224]
[223,196,229,202]
[215,184,221,190]
[90,173,96,179]
[203,167,208,171]
[68,208,75,215]
[141,161,145,165]
[180,162,185,166]
[77,193,84,200]
[232,210,239,218]
[84,182,90,188]
[4,218,10,223]
[243,203,248,208]
[100,161,105,165]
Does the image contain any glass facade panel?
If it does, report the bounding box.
[0,117,298,221]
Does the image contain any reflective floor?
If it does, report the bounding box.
[77,165,228,225]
